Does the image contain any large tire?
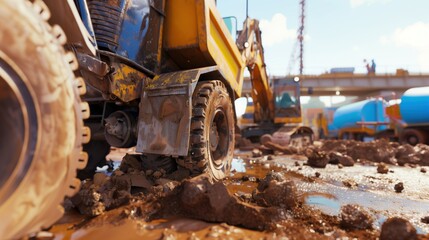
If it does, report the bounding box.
[77,121,111,180]
[188,80,235,180]
[0,0,88,238]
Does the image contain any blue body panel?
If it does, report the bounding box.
[332,99,388,132]
[400,86,429,124]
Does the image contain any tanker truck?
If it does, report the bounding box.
[387,86,429,145]
[327,98,390,141]
[327,86,429,145]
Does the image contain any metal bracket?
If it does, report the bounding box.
[136,66,217,156]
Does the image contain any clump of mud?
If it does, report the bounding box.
[339,204,374,230]
[304,146,329,168]
[377,162,389,174]
[380,217,417,240]
[394,182,404,193]
[253,171,298,209]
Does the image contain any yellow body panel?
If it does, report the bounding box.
[339,127,376,137]
[110,63,146,102]
[274,117,302,124]
[163,0,245,96]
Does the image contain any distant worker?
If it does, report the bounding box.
[316,113,328,139]
[363,59,371,74]
[371,59,376,73]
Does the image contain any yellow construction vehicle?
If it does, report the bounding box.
[236,18,313,147]
[0,0,311,238]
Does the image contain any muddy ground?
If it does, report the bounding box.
[36,140,429,240]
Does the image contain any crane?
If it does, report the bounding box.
[287,0,306,76]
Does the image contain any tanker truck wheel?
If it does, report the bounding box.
[0,0,89,238]
[400,128,428,146]
[188,80,235,180]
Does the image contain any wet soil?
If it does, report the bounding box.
[41,142,429,240]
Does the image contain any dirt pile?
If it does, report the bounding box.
[152,172,301,231]
[71,173,131,216]
[70,154,189,216]
[303,140,429,168]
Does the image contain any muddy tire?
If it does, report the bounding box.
[400,128,427,146]
[188,80,235,180]
[0,0,88,238]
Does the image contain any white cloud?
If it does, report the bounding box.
[352,45,360,52]
[391,22,429,49]
[350,0,391,8]
[259,13,295,46]
[381,22,429,70]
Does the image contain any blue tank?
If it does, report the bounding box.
[332,99,388,132]
[400,86,429,124]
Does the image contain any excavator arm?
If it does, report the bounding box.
[236,18,274,123]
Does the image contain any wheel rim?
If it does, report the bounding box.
[209,108,229,168]
[0,56,37,205]
[407,135,418,145]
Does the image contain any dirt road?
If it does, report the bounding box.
[40,142,429,240]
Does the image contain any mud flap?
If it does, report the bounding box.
[136,66,218,156]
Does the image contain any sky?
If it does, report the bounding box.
[217,0,429,76]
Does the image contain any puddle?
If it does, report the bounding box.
[231,157,246,173]
[304,194,341,215]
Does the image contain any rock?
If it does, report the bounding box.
[93,173,109,186]
[71,181,106,216]
[328,152,354,166]
[100,175,131,209]
[259,146,274,155]
[315,172,321,178]
[153,170,163,179]
[340,204,373,230]
[166,167,191,181]
[421,168,427,173]
[267,155,274,161]
[156,178,180,193]
[234,191,253,203]
[421,216,429,224]
[338,164,344,169]
[252,148,263,158]
[377,163,389,174]
[394,182,404,193]
[112,170,124,176]
[237,137,254,150]
[380,217,417,240]
[130,173,153,189]
[119,154,142,173]
[396,144,418,166]
[342,179,358,189]
[305,147,329,168]
[320,140,347,153]
[256,171,285,191]
[253,172,298,209]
